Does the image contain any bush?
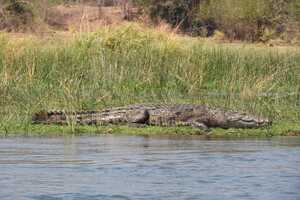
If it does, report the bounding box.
[6,0,32,14]
[140,0,203,34]
[0,0,35,31]
[137,0,299,42]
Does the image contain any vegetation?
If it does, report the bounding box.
[2,122,300,137]
[136,0,300,43]
[0,0,36,31]
[1,0,299,43]
[0,24,299,136]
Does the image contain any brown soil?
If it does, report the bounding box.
[286,131,300,136]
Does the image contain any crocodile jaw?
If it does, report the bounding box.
[226,113,271,128]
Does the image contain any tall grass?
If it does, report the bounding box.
[0,24,299,131]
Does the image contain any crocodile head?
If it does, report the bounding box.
[202,108,272,129]
[224,111,272,128]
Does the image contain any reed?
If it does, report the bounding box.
[0,24,299,134]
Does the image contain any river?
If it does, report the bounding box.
[0,136,299,200]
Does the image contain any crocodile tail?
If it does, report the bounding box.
[32,110,66,124]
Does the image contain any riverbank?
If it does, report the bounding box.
[1,122,300,137]
[0,24,299,137]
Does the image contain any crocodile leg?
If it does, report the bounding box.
[190,121,211,132]
[127,109,150,127]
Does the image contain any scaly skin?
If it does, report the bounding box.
[32,104,271,130]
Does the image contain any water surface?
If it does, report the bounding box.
[0,136,299,200]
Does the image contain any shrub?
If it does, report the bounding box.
[0,0,35,31]
[139,0,203,34]
[137,0,299,42]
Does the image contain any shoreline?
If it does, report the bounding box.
[1,122,300,138]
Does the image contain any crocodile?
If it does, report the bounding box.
[32,104,271,130]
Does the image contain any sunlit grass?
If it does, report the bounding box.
[0,24,299,135]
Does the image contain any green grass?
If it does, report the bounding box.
[1,122,299,138]
[0,24,300,136]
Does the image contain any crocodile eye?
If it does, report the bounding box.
[228,116,242,122]
[175,111,181,115]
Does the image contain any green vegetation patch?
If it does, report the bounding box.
[0,24,299,136]
[1,122,300,138]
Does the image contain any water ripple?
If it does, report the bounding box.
[0,136,299,200]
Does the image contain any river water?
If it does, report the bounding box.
[0,135,299,200]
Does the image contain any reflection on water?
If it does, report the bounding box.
[0,135,299,200]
